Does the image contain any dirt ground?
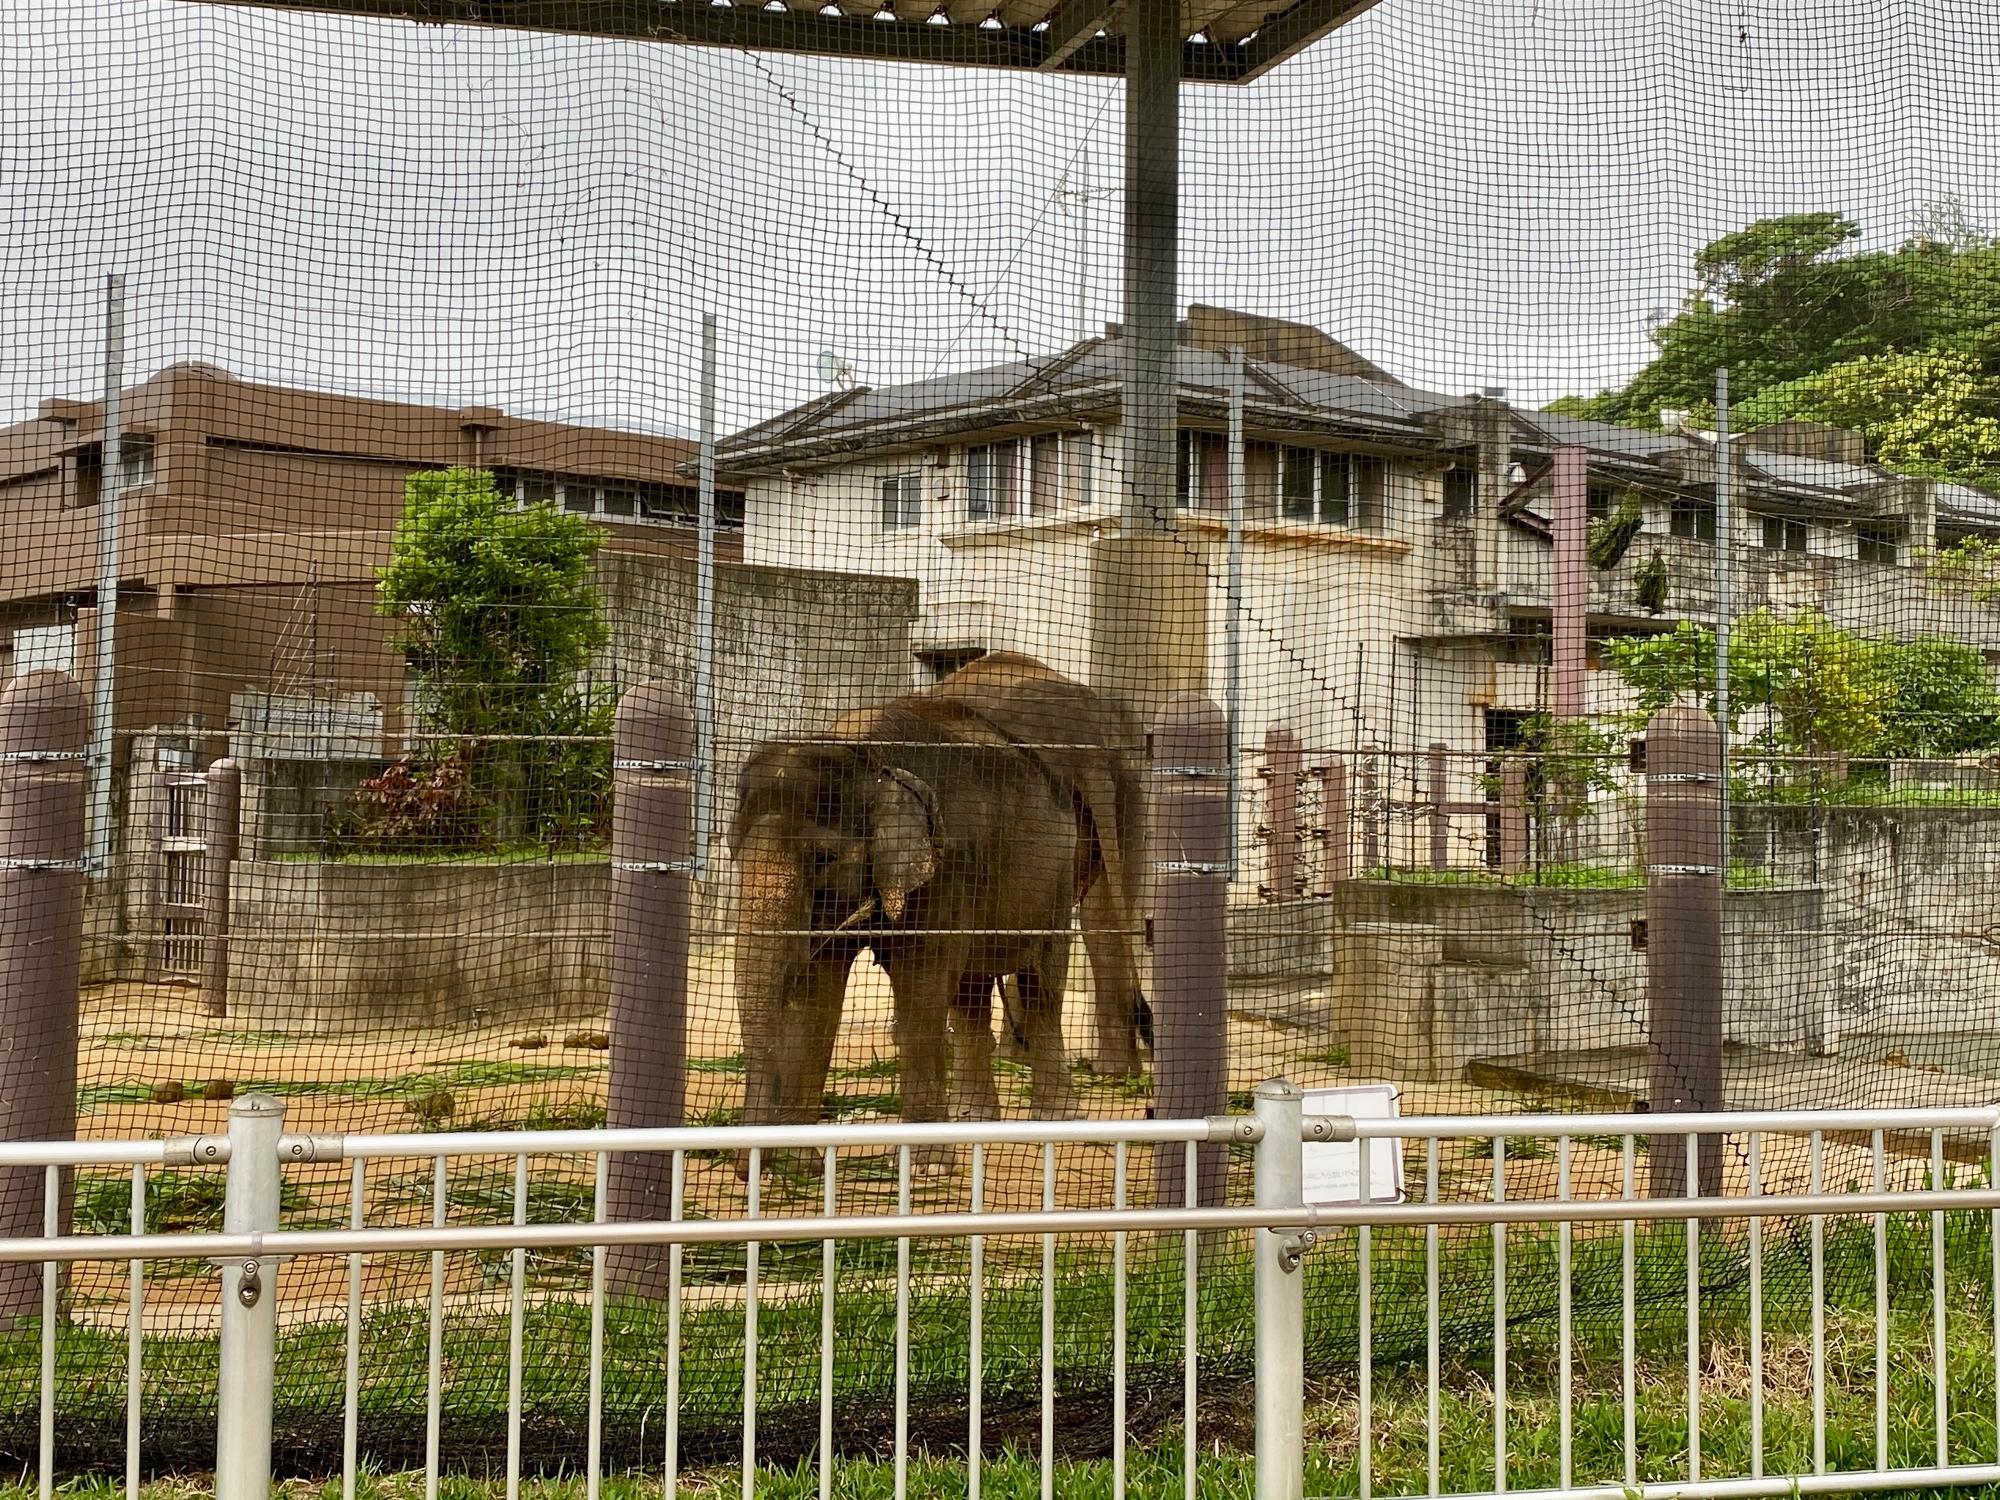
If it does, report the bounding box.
[64,957,1927,1332]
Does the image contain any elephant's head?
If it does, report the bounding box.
[728,740,942,1131]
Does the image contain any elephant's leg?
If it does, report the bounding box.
[740,958,848,1181]
[1080,879,1143,1076]
[786,958,850,1123]
[949,972,1003,1121]
[1016,958,1080,1120]
[888,952,962,1174]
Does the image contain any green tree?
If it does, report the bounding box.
[376,466,610,847]
[1547,208,2000,467]
[1733,347,2000,490]
[1870,635,2000,758]
[1601,611,2000,768]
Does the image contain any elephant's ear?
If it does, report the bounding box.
[870,769,939,921]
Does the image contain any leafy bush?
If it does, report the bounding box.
[368,467,611,850]
[328,751,487,854]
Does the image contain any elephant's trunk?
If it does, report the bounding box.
[733,829,817,1134]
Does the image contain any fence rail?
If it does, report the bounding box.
[9,1093,2000,1500]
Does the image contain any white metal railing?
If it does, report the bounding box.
[6,1091,2000,1500]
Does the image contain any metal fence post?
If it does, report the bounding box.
[215,1093,284,1500]
[1645,705,1724,1196]
[0,670,87,1323]
[1153,695,1229,1209]
[202,758,241,1018]
[606,682,693,1298]
[1253,1079,1305,1500]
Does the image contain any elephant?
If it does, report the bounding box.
[927,652,1153,1076]
[729,692,1086,1166]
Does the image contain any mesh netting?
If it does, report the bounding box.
[6,0,2000,1477]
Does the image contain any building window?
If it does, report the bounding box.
[1029,434,1063,516]
[1587,485,1615,522]
[121,436,155,489]
[499,470,738,529]
[1670,500,1717,542]
[1761,515,1809,553]
[1279,447,1354,526]
[1856,524,1898,565]
[880,474,924,532]
[967,433,1091,520]
[1177,431,1229,511]
[1353,458,1387,530]
[1442,466,1476,520]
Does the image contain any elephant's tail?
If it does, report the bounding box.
[1131,992,1155,1052]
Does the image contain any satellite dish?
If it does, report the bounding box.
[817,349,857,389]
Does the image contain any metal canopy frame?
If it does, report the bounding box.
[177,0,1380,82]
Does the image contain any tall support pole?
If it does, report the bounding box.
[1226,348,1245,879]
[1122,0,1176,541]
[1714,369,1733,887]
[1551,446,1588,721]
[0,671,87,1322]
[87,274,125,879]
[201,758,241,1019]
[693,314,719,882]
[1152,694,1228,1210]
[1089,0,1203,726]
[606,682,694,1297]
[1645,704,1724,1197]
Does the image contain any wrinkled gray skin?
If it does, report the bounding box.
[928,652,1151,1076]
[730,695,1081,1171]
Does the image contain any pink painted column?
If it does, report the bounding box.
[1260,723,1300,901]
[1552,444,1590,720]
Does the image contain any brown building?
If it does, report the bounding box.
[0,361,744,745]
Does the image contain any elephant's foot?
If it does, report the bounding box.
[953,1073,1002,1121]
[1085,1041,1143,1078]
[911,1140,960,1176]
[1029,1085,1083,1121]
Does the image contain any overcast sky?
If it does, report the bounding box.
[3,0,1996,438]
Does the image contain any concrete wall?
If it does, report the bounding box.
[1231,881,1828,1080]
[1741,803,2000,1043]
[225,858,609,1030]
[593,551,919,898]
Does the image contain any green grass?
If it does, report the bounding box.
[12,1204,2000,1489]
[269,848,607,866]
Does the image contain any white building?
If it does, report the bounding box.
[718,305,2000,874]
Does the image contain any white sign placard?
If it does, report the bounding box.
[1301,1084,1404,1206]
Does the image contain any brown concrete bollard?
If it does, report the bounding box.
[0,671,88,1322]
[1152,694,1229,1210]
[1260,724,1300,902]
[604,682,694,1299]
[1645,704,1724,1198]
[202,758,241,1019]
